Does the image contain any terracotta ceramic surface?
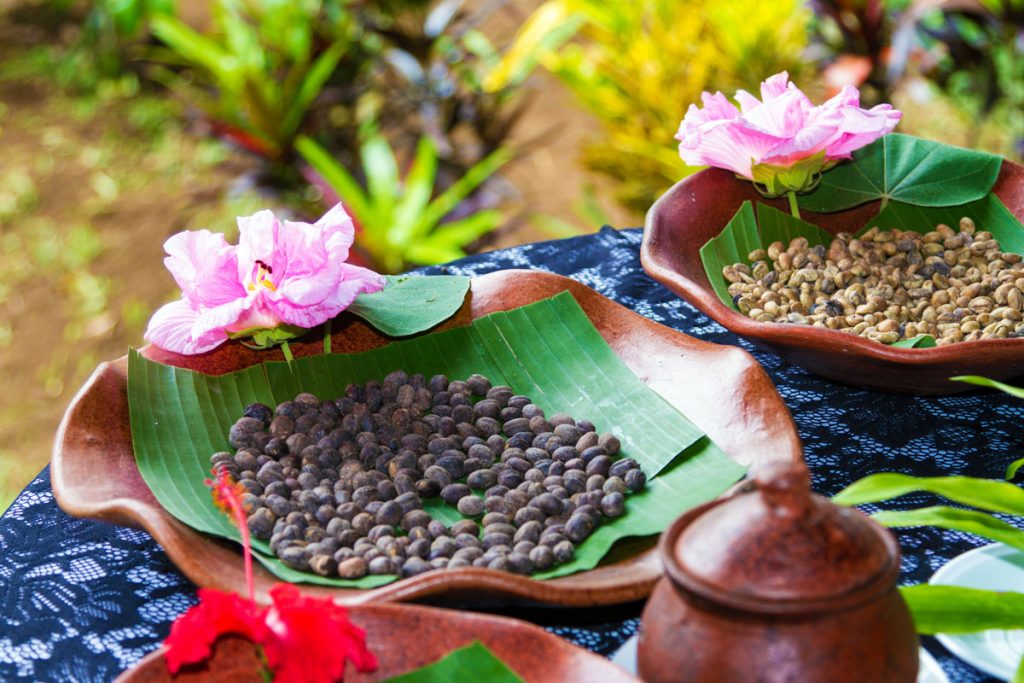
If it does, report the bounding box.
[52,270,802,607]
[641,160,1024,395]
[114,602,640,683]
[638,461,919,683]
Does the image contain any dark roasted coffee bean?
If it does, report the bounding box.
[457,495,485,517]
[586,455,613,477]
[522,404,544,419]
[376,501,403,527]
[498,469,524,488]
[415,478,442,498]
[507,552,533,575]
[553,540,575,564]
[430,536,457,558]
[566,513,595,542]
[368,556,396,575]
[502,417,531,436]
[402,557,431,577]
[441,483,471,505]
[513,520,542,545]
[280,546,309,570]
[603,476,627,495]
[466,374,492,396]
[338,556,367,578]
[625,469,647,492]
[514,506,545,526]
[530,492,562,516]
[601,492,626,518]
[467,469,497,490]
[529,544,554,570]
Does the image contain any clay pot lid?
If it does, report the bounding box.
[668,461,900,612]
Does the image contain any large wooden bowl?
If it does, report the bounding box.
[52,270,802,607]
[642,161,1024,395]
[115,602,639,682]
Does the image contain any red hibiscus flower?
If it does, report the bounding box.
[163,468,377,682]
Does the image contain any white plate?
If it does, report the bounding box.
[609,634,948,683]
[930,543,1024,681]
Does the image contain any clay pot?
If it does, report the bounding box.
[637,461,918,682]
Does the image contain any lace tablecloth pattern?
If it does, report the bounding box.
[2,227,1017,682]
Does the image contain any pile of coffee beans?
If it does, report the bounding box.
[724,218,1024,345]
[211,371,647,579]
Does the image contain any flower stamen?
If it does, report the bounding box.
[248,260,278,293]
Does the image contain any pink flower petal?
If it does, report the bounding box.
[271,220,339,307]
[826,104,902,158]
[163,230,243,308]
[733,89,763,114]
[270,263,384,329]
[225,297,282,333]
[760,71,793,100]
[193,296,253,340]
[145,299,228,355]
[236,209,280,286]
[679,119,784,179]
[741,87,813,139]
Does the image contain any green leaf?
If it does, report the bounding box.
[799,134,1003,212]
[871,506,1024,552]
[1008,457,1024,482]
[699,201,833,308]
[833,472,1024,515]
[900,584,1024,635]
[346,275,471,337]
[421,147,513,231]
[890,335,937,348]
[953,374,1024,399]
[295,135,372,225]
[859,194,1024,254]
[128,293,744,587]
[151,14,235,83]
[382,641,523,683]
[362,134,400,228]
[281,41,345,140]
[390,136,439,249]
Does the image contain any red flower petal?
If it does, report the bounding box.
[261,584,378,683]
[164,589,269,674]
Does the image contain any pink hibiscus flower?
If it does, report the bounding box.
[145,205,385,355]
[675,72,901,195]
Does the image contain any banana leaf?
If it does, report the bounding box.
[383,642,523,683]
[128,292,745,587]
[890,335,937,349]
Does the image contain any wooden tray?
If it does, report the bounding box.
[52,270,802,607]
[641,161,1024,395]
[114,601,640,682]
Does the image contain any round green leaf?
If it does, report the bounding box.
[799,134,1002,212]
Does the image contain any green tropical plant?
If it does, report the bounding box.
[485,0,811,214]
[296,133,511,273]
[835,448,1024,680]
[149,0,368,161]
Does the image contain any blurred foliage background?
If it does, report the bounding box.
[0,0,1021,511]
